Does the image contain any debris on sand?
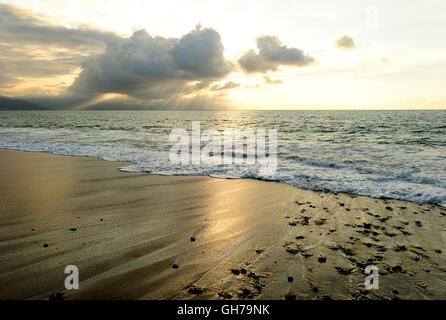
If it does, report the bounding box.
[218,292,232,299]
[231,269,241,275]
[286,247,300,254]
[188,286,205,294]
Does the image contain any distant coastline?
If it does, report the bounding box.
[0,96,47,110]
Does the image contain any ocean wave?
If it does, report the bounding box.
[0,137,445,207]
[1,110,446,207]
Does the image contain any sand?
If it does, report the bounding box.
[0,149,445,300]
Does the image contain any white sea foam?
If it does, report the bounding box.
[1,110,445,207]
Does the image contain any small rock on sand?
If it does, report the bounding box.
[218,292,232,299]
[188,287,205,294]
[231,269,241,275]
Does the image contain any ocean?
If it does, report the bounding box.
[1,110,445,206]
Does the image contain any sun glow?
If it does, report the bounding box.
[73,93,128,110]
[1,0,446,109]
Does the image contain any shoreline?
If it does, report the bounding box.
[1,147,444,209]
[1,148,446,300]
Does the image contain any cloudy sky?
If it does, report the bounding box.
[1,0,445,110]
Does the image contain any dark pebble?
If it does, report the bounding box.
[287,276,294,283]
[172,264,179,269]
[188,287,204,294]
[218,292,232,299]
[231,269,241,275]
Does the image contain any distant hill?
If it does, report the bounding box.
[0,96,47,110]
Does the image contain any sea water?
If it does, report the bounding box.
[0,110,445,206]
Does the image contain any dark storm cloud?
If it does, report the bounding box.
[238,35,314,73]
[70,25,234,100]
[0,4,239,110]
[171,26,233,79]
[334,35,356,50]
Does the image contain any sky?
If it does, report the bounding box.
[0,0,445,110]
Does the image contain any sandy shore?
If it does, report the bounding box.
[0,149,445,300]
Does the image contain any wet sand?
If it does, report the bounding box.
[0,149,445,300]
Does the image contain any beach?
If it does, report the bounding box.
[0,148,445,300]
